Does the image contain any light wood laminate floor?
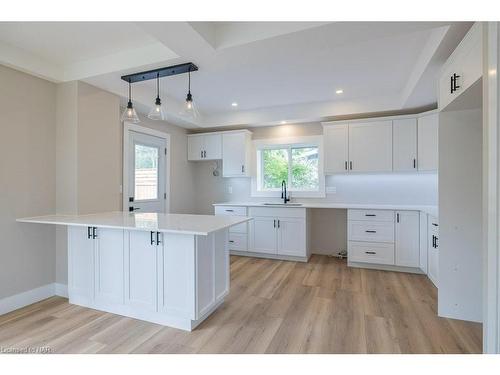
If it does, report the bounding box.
[0,255,482,354]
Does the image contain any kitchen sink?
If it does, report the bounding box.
[262,203,303,207]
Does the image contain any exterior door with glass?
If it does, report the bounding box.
[127,131,166,213]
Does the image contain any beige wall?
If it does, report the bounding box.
[0,65,56,299]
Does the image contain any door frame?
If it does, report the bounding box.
[123,122,171,214]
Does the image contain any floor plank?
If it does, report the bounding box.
[0,255,483,353]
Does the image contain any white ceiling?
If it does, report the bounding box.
[0,21,473,128]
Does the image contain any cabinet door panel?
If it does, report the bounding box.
[68,226,94,300]
[348,121,393,172]
[95,228,124,304]
[188,135,204,161]
[393,118,417,171]
[323,124,348,174]
[222,132,247,177]
[251,217,277,254]
[395,211,420,267]
[277,217,306,257]
[204,134,222,160]
[126,231,157,311]
[417,114,438,171]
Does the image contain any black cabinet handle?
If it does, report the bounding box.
[87,227,92,239]
[365,214,376,217]
[365,251,376,255]
[241,165,245,173]
[349,161,353,170]
[413,158,416,169]
[273,219,276,228]
[200,150,203,158]
[92,227,97,239]
[365,230,377,233]
[277,220,280,228]
[156,232,161,246]
[396,213,400,223]
[150,231,155,245]
[229,240,235,243]
[451,73,461,93]
[432,235,436,248]
[345,161,348,170]
[225,209,234,212]
[204,150,207,158]
[432,223,438,227]
[435,236,439,249]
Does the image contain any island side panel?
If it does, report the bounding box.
[195,229,230,321]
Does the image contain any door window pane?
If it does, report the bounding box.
[262,148,288,189]
[134,144,158,200]
[291,147,319,190]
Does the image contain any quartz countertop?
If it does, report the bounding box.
[17,211,252,236]
[213,202,438,217]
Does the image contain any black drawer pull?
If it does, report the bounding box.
[365,251,376,255]
[365,230,377,233]
[87,226,92,239]
[229,240,235,243]
[150,231,155,245]
[432,223,438,227]
[365,214,376,217]
[225,209,234,212]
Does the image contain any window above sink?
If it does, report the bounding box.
[251,135,325,198]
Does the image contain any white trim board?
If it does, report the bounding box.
[0,283,68,316]
[122,122,172,214]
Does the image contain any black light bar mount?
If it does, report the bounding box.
[121,62,198,83]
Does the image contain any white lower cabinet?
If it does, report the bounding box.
[125,230,158,312]
[95,228,124,305]
[247,207,308,260]
[67,225,229,331]
[348,209,420,271]
[395,211,420,267]
[427,216,439,287]
[252,216,278,254]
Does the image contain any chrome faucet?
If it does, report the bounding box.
[281,180,290,204]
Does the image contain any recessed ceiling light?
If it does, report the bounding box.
[231,102,238,107]
[336,89,344,94]
[280,121,287,124]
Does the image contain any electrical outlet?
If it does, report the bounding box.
[326,186,337,194]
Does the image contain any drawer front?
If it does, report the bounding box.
[348,209,394,222]
[249,206,306,219]
[229,222,247,234]
[229,233,247,251]
[348,221,394,242]
[215,206,247,216]
[348,241,395,265]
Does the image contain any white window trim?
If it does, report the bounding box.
[251,135,325,198]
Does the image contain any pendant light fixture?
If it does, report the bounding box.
[121,79,140,123]
[183,68,199,119]
[148,73,166,121]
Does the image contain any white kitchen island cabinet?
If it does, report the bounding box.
[18,211,250,331]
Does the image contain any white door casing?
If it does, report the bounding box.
[123,123,171,214]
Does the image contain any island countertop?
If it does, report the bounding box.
[17,211,252,236]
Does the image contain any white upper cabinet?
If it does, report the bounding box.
[204,134,222,160]
[222,131,252,177]
[393,118,417,172]
[187,133,222,161]
[348,121,393,173]
[439,23,482,110]
[323,123,349,174]
[417,113,438,171]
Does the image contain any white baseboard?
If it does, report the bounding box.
[55,283,68,298]
[0,282,68,316]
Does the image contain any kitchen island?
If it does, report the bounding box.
[17,211,251,331]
